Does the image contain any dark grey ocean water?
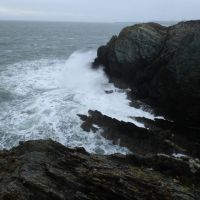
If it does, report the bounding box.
[0,21,128,65]
[0,21,161,153]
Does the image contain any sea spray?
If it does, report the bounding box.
[0,50,160,154]
[60,51,157,125]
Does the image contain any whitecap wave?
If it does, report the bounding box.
[0,50,161,154]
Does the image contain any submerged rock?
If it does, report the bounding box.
[93,20,200,128]
[0,140,199,200]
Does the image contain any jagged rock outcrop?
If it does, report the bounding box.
[93,21,200,127]
[79,110,200,158]
[0,140,199,200]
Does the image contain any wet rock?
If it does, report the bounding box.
[93,20,200,129]
[0,139,199,200]
[135,117,200,158]
[78,110,200,159]
[104,90,114,94]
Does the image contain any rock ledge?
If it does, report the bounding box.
[0,140,199,200]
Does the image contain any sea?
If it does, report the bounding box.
[0,21,163,154]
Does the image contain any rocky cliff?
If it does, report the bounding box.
[93,21,200,127]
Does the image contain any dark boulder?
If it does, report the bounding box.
[0,140,199,200]
[94,20,200,127]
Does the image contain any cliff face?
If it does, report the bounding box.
[94,21,200,126]
[0,140,199,200]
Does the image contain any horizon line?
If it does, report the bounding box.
[0,19,180,24]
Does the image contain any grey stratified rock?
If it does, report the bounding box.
[0,140,199,200]
[94,21,200,127]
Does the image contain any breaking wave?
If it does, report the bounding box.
[0,50,160,154]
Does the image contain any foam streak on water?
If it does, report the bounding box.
[0,51,160,154]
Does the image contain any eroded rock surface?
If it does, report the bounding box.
[0,140,199,200]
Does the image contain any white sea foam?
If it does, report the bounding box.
[60,51,159,126]
[0,50,162,154]
[172,153,188,158]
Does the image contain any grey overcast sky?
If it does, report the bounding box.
[0,0,200,22]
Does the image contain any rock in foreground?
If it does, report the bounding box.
[94,21,200,127]
[0,140,199,200]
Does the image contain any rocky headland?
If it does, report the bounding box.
[93,20,200,129]
[0,20,200,199]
